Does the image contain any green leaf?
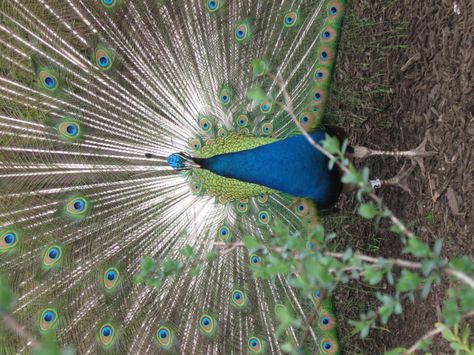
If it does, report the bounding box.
[341,165,362,185]
[442,297,461,325]
[180,245,194,257]
[246,87,266,102]
[362,265,383,285]
[322,135,340,155]
[396,270,421,292]
[251,58,270,77]
[358,202,378,219]
[403,238,431,258]
[281,342,294,353]
[243,235,260,249]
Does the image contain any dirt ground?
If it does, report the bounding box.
[328,0,473,353]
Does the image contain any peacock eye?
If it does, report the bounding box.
[159,329,168,338]
[251,255,259,264]
[98,56,110,67]
[4,232,16,245]
[44,76,55,88]
[73,199,85,212]
[313,92,321,101]
[48,247,59,259]
[250,339,258,347]
[201,317,210,326]
[321,316,329,325]
[106,271,116,281]
[283,11,298,27]
[102,0,114,5]
[233,291,241,300]
[323,341,332,350]
[102,326,112,337]
[329,6,337,15]
[320,51,328,60]
[43,311,54,322]
[208,1,217,9]
[323,31,331,39]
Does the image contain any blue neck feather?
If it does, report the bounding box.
[202,131,342,207]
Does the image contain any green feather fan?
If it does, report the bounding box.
[0,0,346,353]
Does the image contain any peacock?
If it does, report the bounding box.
[0,0,434,354]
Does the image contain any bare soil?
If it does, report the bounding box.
[329,0,473,353]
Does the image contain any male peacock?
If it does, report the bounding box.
[0,1,433,354]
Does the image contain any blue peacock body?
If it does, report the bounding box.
[0,0,346,353]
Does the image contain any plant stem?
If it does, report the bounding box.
[404,310,474,354]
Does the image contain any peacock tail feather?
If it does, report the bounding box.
[0,0,346,353]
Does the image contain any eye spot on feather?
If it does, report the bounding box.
[258,210,271,225]
[191,179,204,195]
[206,0,223,13]
[217,225,231,241]
[156,326,174,349]
[248,336,265,353]
[259,100,273,114]
[217,127,228,138]
[231,289,247,308]
[327,2,344,18]
[94,46,114,71]
[188,138,202,152]
[65,196,90,218]
[318,46,334,64]
[4,233,15,245]
[58,120,81,140]
[319,311,336,331]
[320,338,338,353]
[260,122,273,136]
[219,86,233,107]
[42,245,63,269]
[234,20,252,43]
[198,116,214,133]
[99,323,116,348]
[321,27,337,43]
[283,11,299,28]
[1,229,19,252]
[236,114,249,127]
[39,308,59,333]
[38,70,59,91]
[101,0,116,7]
[103,267,120,291]
[256,194,268,204]
[198,314,217,336]
[235,199,249,214]
[249,254,261,265]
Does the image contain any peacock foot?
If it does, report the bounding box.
[370,161,417,196]
[353,132,436,174]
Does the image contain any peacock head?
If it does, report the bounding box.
[167,153,202,170]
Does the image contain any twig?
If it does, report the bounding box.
[213,242,474,288]
[404,310,474,354]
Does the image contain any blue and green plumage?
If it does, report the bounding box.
[0,0,346,353]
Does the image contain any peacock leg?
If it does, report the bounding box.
[369,161,417,195]
[353,134,436,173]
